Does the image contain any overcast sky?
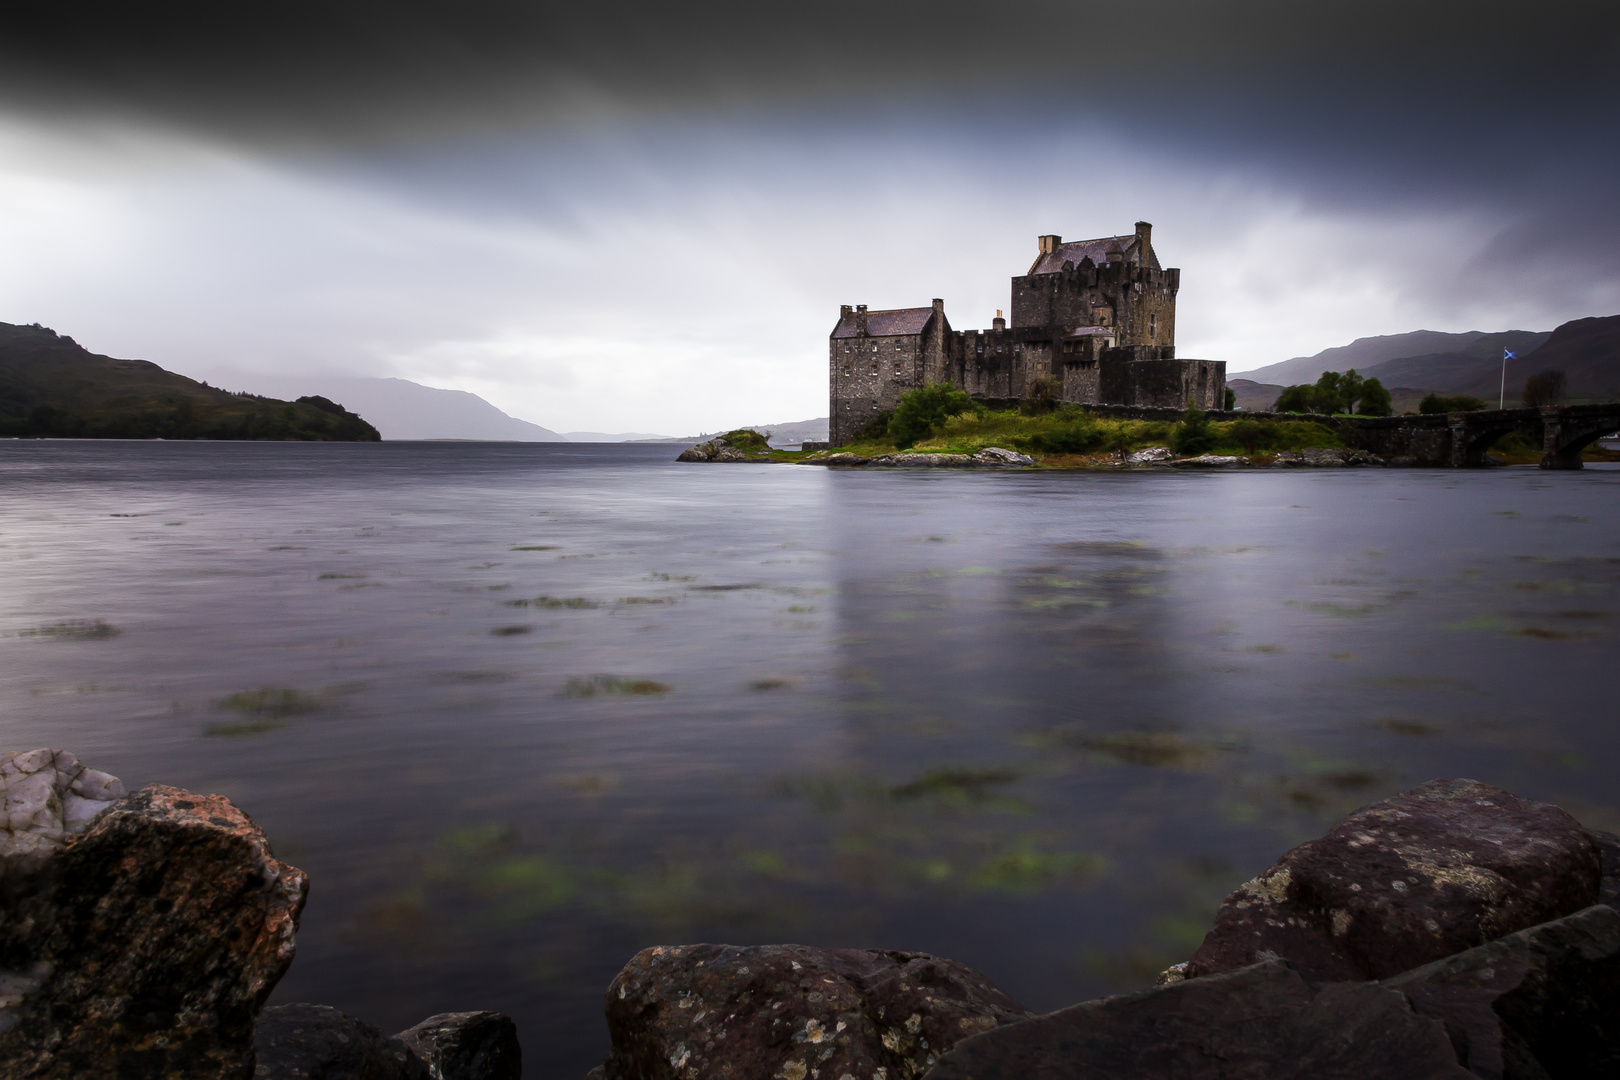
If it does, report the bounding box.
[2,1,1617,432]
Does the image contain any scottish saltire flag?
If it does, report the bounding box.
[1504,349,1517,360]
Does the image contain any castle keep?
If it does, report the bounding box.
[829,223,1225,444]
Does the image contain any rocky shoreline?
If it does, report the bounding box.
[676,432,1394,469]
[3,749,1616,1078]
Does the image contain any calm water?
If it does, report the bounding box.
[3,441,1618,1076]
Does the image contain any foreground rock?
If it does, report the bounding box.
[0,771,308,1079]
[397,1011,523,1080]
[1384,903,1620,1080]
[593,944,1032,1080]
[0,748,126,879]
[925,959,1470,1080]
[1187,778,1602,983]
[254,1005,522,1080]
[256,1004,430,1079]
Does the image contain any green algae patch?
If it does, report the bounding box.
[205,686,324,737]
[507,596,600,609]
[511,545,559,551]
[16,619,119,641]
[969,843,1106,894]
[490,625,532,636]
[563,675,672,697]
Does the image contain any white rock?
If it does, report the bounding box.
[1127,447,1174,464]
[973,447,1035,466]
[0,749,125,878]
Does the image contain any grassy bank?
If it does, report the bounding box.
[821,406,1344,464]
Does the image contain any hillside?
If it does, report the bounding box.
[1230,330,1524,385]
[1452,315,1620,401]
[1353,330,1552,397]
[202,373,564,440]
[0,323,378,440]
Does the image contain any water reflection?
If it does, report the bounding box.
[1,442,1617,1078]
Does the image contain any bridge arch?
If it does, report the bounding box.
[1541,410,1620,470]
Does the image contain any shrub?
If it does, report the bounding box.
[1227,418,1269,454]
[1171,406,1218,456]
[888,382,978,448]
[1419,393,1488,414]
[1522,369,1567,407]
[1026,415,1106,453]
[720,428,770,451]
[849,410,894,444]
[1224,386,1237,410]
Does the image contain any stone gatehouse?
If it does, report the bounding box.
[829,223,1226,444]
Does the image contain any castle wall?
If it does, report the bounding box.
[1097,355,1226,410]
[1011,263,1179,350]
[829,332,924,444]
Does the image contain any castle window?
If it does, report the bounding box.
[1149,314,1158,336]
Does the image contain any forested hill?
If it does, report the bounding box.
[0,323,379,440]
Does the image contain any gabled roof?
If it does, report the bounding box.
[1028,235,1160,276]
[830,307,936,339]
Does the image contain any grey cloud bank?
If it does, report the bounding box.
[0,2,1615,432]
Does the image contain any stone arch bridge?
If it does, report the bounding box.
[1349,403,1620,469]
[1075,402,1620,467]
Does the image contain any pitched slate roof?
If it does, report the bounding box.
[830,306,935,339]
[1027,235,1160,276]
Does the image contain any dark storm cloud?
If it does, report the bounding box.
[4,0,1616,149]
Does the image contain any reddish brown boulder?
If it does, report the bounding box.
[1186,779,1602,982]
[596,944,1032,1080]
[0,782,308,1079]
[923,958,1471,1080]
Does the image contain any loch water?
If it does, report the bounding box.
[2,441,1618,1076]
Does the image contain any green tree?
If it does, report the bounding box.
[1274,385,1316,413]
[1224,386,1237,410]
[1356,377,1393,416]
[888,382,977,448]
[1171,405,1218,456]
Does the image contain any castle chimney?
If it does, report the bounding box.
[932,298,944,315]
[1038,235,1061,255]
[840,304,852,318]
[856,304,868,336]
[993,309,1005,331]
[1134,221,1152,264]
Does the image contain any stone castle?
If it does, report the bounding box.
[829,223,1225,444]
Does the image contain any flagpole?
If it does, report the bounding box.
[1500,350,1508,409]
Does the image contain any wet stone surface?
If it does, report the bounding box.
[596,944,1032,1080]
[1187,778,1602,982]
[923,958,1471,1080]
[0,773,307,1079]
[1383,903,1620,1080]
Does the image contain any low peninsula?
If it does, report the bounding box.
[0,322,379,441]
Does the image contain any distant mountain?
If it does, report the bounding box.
[202,375,564,441]
[1451,315,1620,401]
[1354,330,1552,397]
[564,430,677,442]
[1232,330,1543,386]
[0,322,378,440]
[1227,379,1285,412]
